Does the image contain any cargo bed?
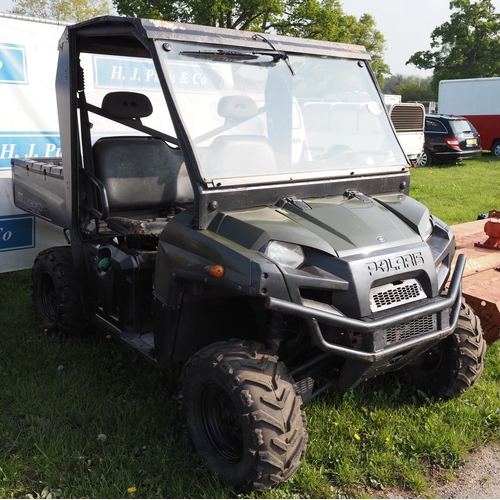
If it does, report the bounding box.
[11,157,67,227]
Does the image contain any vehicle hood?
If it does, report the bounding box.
[215,192,428,257]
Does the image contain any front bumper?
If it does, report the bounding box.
[266,253,466,363]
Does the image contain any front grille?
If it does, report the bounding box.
[370,279,427,312]
[386,315,435,344]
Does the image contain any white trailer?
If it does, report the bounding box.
[386,102,425,163]
[438,77,500,156]
[0,14,69,272]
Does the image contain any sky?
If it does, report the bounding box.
[342,0,500,76]
[1,0,500,77]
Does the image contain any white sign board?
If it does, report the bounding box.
[0,15,68,272]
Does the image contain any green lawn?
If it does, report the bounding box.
[1,156,500,498]
[409,155,500,225]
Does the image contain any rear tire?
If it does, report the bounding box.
[398,299,486,399]
[32,246,86,335]
[179,339,307,492]
[492,140,500,158]
[417,148,433,166]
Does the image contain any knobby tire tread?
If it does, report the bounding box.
[399,300,486,399]
[179,339,307,492]
[31,246,86,336]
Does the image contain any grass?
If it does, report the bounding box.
[409,155,500,225]
[2,155,500,498]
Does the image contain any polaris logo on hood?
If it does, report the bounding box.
[366,251,425,276]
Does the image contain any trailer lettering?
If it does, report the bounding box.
[0,136,60,168]
[45,143,61,156]
[193,72,207,85]
[0,143,15,159]
[26,143,37,157]
[0,227,12,242]
[129,67,139,81]
[145,68,157,82]
[110,65,125,80]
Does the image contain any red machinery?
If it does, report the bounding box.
[453,212,500,344]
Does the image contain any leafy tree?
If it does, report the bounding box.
[383,74,407,95]
[10,0,111,22]
[344,13,390,85]
[383,75,437,101]
[407,0,500,89]
[112,0,391,83]
[395,81,437,102]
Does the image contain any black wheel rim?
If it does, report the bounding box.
[201,383,244,463]
[40,271,58,323]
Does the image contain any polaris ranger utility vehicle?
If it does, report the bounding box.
[11,16,485,492]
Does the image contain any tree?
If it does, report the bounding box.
[344,13,390,85]
[395,81,437,102]
[112,0,391,83]
[407,0,500,89]
[382,75,437,101]
[383,74,407,95]
[10,0,111,22]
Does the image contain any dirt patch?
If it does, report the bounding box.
[372,442,500,499]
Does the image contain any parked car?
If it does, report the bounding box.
[417,114,482,166]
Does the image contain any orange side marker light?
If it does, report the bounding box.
[207,264,225,278]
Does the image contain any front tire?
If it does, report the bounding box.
[179,340,307,492]
[398,300,486,399]
[32,246,86,335]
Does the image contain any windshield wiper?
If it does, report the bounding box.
[180,34,295,75]
[252,33,295,76]
[180,49,262,62]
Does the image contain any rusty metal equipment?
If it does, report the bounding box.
[474,210,500,250]
[453,216,500,344]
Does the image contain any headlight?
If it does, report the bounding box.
[420,216,434,241]
[264,241,305,269]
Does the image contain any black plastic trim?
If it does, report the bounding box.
[266,253,466,362]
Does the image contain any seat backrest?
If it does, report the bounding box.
[206,135,277,177]
[217,95,258,121]
[93,136,193,213]
[101,91,153,120]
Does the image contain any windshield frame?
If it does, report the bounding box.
[64,17,411,229]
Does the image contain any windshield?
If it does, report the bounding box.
[451,119,476,134]
[158,41,407,186]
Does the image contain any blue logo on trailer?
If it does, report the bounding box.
[93,55,160,90]
[0,132,61,170]
[0,214,35,252]
[93,55,224,92]
[0,43,28,84]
